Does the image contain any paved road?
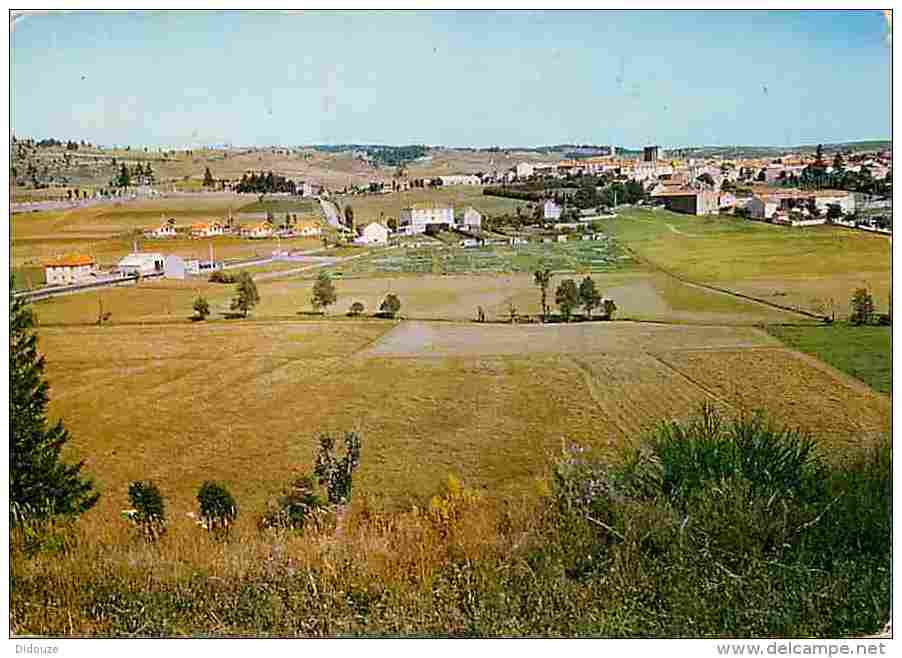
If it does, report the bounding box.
[253,252,370,281]
[319,197,343,229]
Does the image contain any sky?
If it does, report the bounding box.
[9,9,893,149]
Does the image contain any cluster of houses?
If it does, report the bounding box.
[146,215,322,240]
[348,204,485,246]
[40,249,223,287]
[343,145,887,225]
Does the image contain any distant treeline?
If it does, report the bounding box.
[308,144,428,167]
[485,178,646,209]
[236,171,297,194]
[17,137,90,150]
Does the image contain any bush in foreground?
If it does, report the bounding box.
[125,480,166,540]
[9,407,889,637]
[197,481,238,535]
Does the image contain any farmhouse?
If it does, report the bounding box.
[243,222,274,239]
[355,222,389,245]
[150,219,177,238]
[515,162,535,178]
[43,254,96,285]
[650,189,719,215]
[190,222,226,238]
[461,207,482,230]
[117,252,164,276]
[543,199,562,220]
[747,189,855,220]
[295,219,322,237]
[399,204,455,234]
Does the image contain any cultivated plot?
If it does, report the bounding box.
[40,320,887,528]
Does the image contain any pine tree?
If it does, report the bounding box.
[10,278,99,523]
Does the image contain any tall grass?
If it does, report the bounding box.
[10,407,890,637]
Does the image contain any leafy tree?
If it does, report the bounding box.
[126,481,166,540]
[601,298,618,320]
[343,205,355,232]
[311,271,338,314]
[203,167,215,187]
[850,288,875,326]
[230,271,260,318]
[314,432,362,507]
[813,144,826,168]
[196,481,237,533]
[826,204,843,222]
[10,279,99,524]
[533,267,553,322]
[117,163,131,187]
[578,276,602,319]
[348,301,365,317]
[832,153,845,173]
[379,293,402,318]
[193,296,211,320]
[555,278,580,322]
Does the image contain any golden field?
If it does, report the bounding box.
[39,319,889,530]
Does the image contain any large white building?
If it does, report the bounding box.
[117,252,165,276]
[439,174,481,186]
[399,204,455,234]
[43,254,96,285]
[544,199,562,220]
[461,207,482,230]
[355,222,389,245]
[515,162,535,178]
[747,190,855,220]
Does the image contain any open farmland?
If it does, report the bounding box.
[10,193,323,272]
[29,266,803,326]
[328,238,631,277]
[606,208,892,318]
[39,319,890,533]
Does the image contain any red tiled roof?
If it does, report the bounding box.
[43,254,94,267]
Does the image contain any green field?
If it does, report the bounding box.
[766,323,892,395]
[606,208,892,319]
[326,238,632,278]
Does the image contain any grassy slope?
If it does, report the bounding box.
[606,208,891,317]
[766,324,892,396]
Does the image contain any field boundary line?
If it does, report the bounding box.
[565,356,637,439]
[646,352,738,411]
[776,346,893,400]
[615,243,825,321]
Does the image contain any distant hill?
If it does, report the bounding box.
[664,140,891,159]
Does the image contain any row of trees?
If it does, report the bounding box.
[312,271,401,318]
[112,162,155,188]
[197,271,402,320]
[533,269,617,322]
[235,171,298,194]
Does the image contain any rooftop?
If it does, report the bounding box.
[43,254,94,267]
